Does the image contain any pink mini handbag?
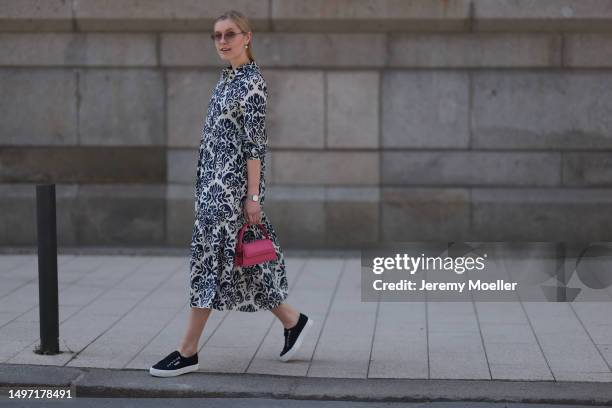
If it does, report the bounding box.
[234,222,278,267]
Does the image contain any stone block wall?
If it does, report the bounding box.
[1,0,612,249]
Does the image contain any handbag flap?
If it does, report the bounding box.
[243,239,274,257]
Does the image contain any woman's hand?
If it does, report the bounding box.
[243,198,262,225]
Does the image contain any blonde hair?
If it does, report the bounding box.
[213,10,255,62]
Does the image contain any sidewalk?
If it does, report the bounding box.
[1,250,612,404]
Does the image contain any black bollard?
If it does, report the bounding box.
[34,184,59,355]
[555,241,567,302]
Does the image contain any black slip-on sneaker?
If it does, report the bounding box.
[279,313,314,362]
[149,350,199,377]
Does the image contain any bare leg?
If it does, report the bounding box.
[178,306,212,357]
[271,303,300,329]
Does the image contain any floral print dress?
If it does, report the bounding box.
[189,59,289,312]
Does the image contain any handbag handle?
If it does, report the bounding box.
[236,222,271,252]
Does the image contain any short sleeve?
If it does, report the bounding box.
[241,75,267,160]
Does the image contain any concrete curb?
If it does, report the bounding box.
[0,246,360,258]
[1,364,612,405]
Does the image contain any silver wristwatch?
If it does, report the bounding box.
[247,194,259,202]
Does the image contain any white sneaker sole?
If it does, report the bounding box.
[149,363,199,377]
[280,318,314,362]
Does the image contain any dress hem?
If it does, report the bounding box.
[189,292,288,313]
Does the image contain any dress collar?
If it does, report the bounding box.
[222,59,259,82]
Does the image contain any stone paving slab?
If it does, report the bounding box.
[1,253,611,385]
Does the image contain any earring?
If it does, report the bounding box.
[244,44,249,48]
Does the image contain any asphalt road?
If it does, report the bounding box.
[0,397,606,408]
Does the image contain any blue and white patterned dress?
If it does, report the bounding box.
[189,59,289,312]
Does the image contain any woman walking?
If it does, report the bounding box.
[150,10,313,377]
